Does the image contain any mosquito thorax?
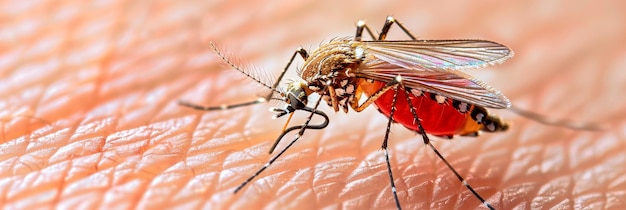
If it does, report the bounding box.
[299,39,364,112]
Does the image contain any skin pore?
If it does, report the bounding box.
[1,0,625,209]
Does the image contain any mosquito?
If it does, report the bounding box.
[179,16,599,210]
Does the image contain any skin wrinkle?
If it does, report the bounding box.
[0,0,625,209]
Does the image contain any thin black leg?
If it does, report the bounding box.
[178,98,266,111]
[378,16,416,41]
[233,92,326,193]
[400,84,495,210]
[381,79,403,210]
[267,48,308,99]
[354,16,417,41]
[355,20,377,41]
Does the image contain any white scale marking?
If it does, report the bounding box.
[340,79,348,87]
[476,113,484,122]
[335,88,345,96]
[357,20,365,27]
[435,95,447,104]
[395,75,403,82]
[458,102,468,112]
[355,47,365,60]
[346,84,355,94]
[410,89,423,96]
[309,86,320,91]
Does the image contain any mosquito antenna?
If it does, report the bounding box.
[509,105,603,131]
[209,42,282,95]
[233,91,326,193]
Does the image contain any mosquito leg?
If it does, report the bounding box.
[268,107,330,154]
[380,78,403,210]
[350,79,399,112]
[178,98,267,111]
[378,16,416,41]
[354,16,417,41]
[399,83,495,209]
[267,48,309,99]
[234,91,325,193]
[267,84,328,154]
[354,20,377,41]
[424,140,495,209]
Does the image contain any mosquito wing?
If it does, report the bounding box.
[356,40,513,109]
[361,40,513,70]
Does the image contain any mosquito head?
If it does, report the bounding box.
[271,81,310,119]
[284,81,309,110]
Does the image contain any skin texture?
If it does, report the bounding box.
[1,0,625,209]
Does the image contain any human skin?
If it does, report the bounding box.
[1,0,625,209]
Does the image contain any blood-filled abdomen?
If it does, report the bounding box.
[356,79,508,137]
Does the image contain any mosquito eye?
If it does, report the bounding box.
[287,93,306,110]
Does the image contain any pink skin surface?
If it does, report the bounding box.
[1,1,625,209]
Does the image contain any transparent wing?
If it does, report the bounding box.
[362,40,513,70]
[357,40,513,109]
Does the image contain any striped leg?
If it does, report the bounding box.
[380,77,403,209]
[396,78,496,210]
[233,96,327,193]
[354,16,416,41]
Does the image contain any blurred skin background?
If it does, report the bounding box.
[0,0,625,209]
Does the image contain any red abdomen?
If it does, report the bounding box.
[360,80,469,136]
